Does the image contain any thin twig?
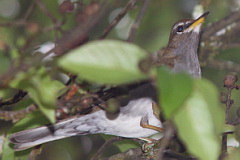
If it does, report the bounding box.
[54,2,111,55]
[0,20,27,27]
[0,2,35,28]
[127,0,151,42]
[34,0,58,24]
[99,0,138,39]
[156,121,175,160]
[225,87,233,124]
[205,59,240,73]
[0,90,27,108]
[0,105,37,122]
[219,132,228,160]
[202,11,240,41]
[91,137,123,160]
[23,1,36,20]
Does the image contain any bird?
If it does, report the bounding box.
[9,12,209,151]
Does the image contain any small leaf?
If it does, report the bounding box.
[58,40,149,85]
[173,79,224,160]
[157,67,193,118]
[10,67,65,123]
[100,135,139,152]
[114,140,140,152]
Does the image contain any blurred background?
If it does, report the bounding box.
[0,0,239,159]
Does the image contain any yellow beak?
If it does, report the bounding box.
[186,12,209,31]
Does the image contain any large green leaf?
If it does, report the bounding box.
[58,40,150,85]
[173,79,225,160]
[157,67,193,118]
[10,67,65,123]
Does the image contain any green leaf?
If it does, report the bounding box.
[2,111,49,160]
[173,79,225,160]
[58,40,149,85]
[100,135,139,152]
[196,80,225,134]
[0,52,10,74]
[10,67,65,123]
[157,67,193,118]
[114,140,139,152]
[227,147,240,160]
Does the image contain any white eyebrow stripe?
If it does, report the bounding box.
[173,22,185,30]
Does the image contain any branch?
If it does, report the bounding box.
[23,1,36,20]
[99,0,138,39]
[34,0,58,24]
[0,90,27,108]
[202,11,240,41]
[219,132,228,160]
[91,137,123,160]
[127,0,152,42]
[0,105,37,122]
[106,148,147,160]
[54,2,110,55]
[204,59,240,73]
[156,121,175,160]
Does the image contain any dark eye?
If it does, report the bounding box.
[177,25,184,32]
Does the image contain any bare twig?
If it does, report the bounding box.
[156,121,175,160]
[99,0,138,39]
[35,0,64,34]
[127,0,151,42]
[220,43,240,49]
[219,132,228,160]
[0,47,54,89]
[222,73,239,124]
[0,3,111,88]
[0,105,37,122]
[225,87,233,124]
[164,149,196,160]
[0,90,27,108]
[205,59,240,73]
[54,2,110,55]
[202,11,240,41]
[23,1,36,20]
[0,2,35,28]
[34,0,58,24]
[199,11,240,70]
[107,148,146,160]
[91,137,123,160]
[0,20,28,27]
[42,21,64,32]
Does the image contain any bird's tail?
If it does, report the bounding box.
[9,118,77,151]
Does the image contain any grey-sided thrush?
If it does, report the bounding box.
[9,12,209,151]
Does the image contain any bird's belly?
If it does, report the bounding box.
[106,116,162,138]
[97,97,163,138]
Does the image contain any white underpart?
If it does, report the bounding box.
[71,97,163,138]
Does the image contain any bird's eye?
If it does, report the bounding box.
[177,25,184,32]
